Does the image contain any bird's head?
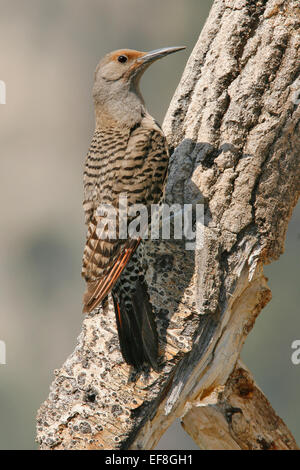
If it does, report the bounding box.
[93,47,185,110]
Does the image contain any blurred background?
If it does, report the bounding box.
[0,0,299,450]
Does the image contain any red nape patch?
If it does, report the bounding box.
[110,49,146,62]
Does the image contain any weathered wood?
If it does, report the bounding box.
[182,361,298,450]
[37,0,300,450]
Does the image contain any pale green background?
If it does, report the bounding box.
[0,0,299,449]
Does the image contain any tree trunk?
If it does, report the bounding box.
[37,0,300,450]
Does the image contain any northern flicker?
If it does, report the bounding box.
[82,47,185,370]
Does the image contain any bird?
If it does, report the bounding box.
[81,46,185,370]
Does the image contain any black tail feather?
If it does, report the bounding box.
[112,279,159,370]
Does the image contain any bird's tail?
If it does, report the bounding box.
[112,278,159,371]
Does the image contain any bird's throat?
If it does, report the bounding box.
[94,87,145,130]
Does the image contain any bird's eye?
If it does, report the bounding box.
[118,55,128,63]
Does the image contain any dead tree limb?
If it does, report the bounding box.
[181,360,298,450]
[37,0,300,450]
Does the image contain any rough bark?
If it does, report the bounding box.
[37,0,300,450]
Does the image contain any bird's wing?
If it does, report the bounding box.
[113,118,170,206]
[82,120,169,313]
[83,234,140,313]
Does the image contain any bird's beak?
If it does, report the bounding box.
[137,46,186,65]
